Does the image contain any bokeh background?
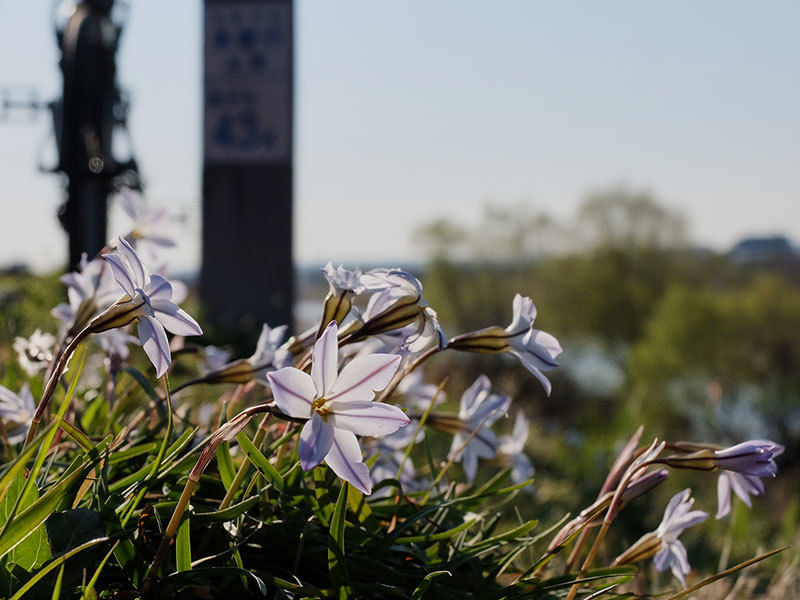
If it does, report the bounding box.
[2,1,799,588]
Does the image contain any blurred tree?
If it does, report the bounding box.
[577,185,687,251]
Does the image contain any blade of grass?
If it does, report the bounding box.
[81,540,120,600]
[665,546,788,600]
[329,482,352,596]
[175,515,191,572]
[8,537,108,600]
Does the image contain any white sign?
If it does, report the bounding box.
[204,1,292,164]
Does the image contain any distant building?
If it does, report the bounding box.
[729,236,797,264]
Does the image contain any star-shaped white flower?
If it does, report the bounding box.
[99,237,202,377]
[447,293,561,394]
[267,321,409,495]
[654,489,708,586]
[120,188,176,258]
[715,439,783,519]
[449,375,510,482]
[0,383,35,444]
[13,330,55,377]
[503,294,562,394]
[499,411,535,488]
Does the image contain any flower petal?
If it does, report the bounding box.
[150,298,203,336]
[716,473,732,519]
[324,428,372,495]
[331,401,410,436]
[145,274,173,300]
[468,392,510,427]
[298,413,335,470]
[137,315,171,377]
[117,236,148,289]
[328,353,401,403]
[312,321,339,397]
[267,368,316,418]
[103,253,136,298]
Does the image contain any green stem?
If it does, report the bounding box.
[219,413,271,510]
[24,325,91,448]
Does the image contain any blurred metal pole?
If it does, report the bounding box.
[201,0,294,340]
[55,0,119,269]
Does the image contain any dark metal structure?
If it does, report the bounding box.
[52,0,140,269]
[201,0,294,339]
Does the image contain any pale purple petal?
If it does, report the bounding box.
[137,315,171,377]
[145,274,173,300]
[328,354,401,403]
[728,472,761,507]
[117,237,148,289]
[668,541,690,586]
[461,441,479,482]
[460,375,491,417]
[324,428,372,495]
[716,473,732,519]
[150,298,203,336]
[312,321,339,397]
[103,253,136,298]
[511,350,553,396]
[267,368,316,419]
[298,413,335,470]
[330,401,410,436]
[468,393,510,427]
[506,293,537,334]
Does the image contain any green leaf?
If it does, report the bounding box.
[0,473,51,571]
[158,567,268,596]
[121,366,160,401]
[46,509,106,556]
[81,540,119,600]
[395,517,478,544]
[0,423,54,507]
[236,432,284,492]
[8,537,108,600]
[216,442,236,489]
[411,570,451,600]
[0,457,92,560]
[175,516,191,572]
[328,482,351,595]
[193,494,260,522]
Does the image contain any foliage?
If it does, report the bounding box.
[0,189,792,599]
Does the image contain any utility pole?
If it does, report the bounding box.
[201,0,294,341]
[53,0,140,269]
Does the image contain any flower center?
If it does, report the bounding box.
[311,397,332,419]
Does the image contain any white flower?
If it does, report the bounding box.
[249,324,291,381]
[499,411,535,487]
[13,330,55,377]
[714,439,783,519]
[323,263,364,296]
[0,383,35,443]
[448,375,510,482]
[395,371,445,411]
[200,324,290,386]
[367,425,427,493]
[654,489,709,586]
[448,293,561,394]
[203,345,233,374]
[120,188,175,257]
[98,237,202,377]
[503,294,562,394]
[267,321,409,495]
[357,268,446,352]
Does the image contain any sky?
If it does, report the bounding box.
[1,1,799,273]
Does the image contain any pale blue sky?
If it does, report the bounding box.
[1,1,799,272]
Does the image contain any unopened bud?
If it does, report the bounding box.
[447,326,510,353]
[613,531,661,566]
